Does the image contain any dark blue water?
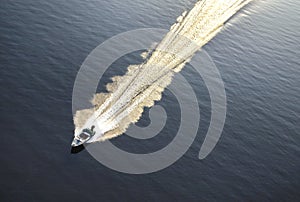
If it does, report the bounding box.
[1,0,299,201]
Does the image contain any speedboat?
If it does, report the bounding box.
[71,126,96,147]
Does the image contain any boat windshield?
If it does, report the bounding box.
[79,132,90,140]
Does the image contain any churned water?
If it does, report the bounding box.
[1,0,299,201]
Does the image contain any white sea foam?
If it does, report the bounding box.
[74,0,252,142]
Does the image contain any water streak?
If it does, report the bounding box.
[74,0,252,142]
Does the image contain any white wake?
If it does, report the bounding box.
[74,0,252,142]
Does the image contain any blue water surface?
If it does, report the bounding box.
[0,0,299,201]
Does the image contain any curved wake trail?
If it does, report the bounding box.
[74,0,252,142]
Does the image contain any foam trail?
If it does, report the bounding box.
[74,0,252,142]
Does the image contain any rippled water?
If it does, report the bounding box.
[1,0,299,201]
